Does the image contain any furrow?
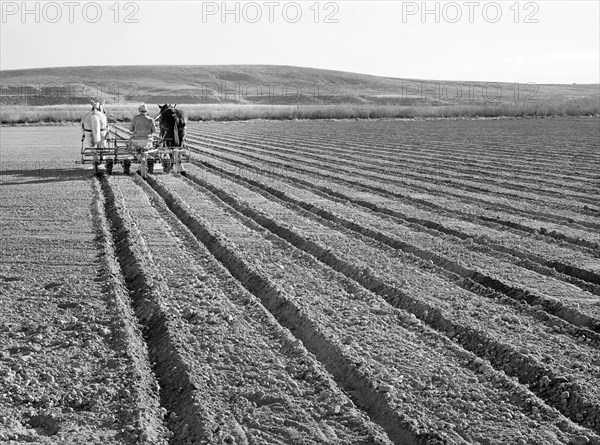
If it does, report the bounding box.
[185,134,600,251]
[183,136,600,294]
[177,165,600,432]
[101,175,218,443]
[187,128,600,218]
[121,172,396,445]
[91,178,170,444]
[186,150,600,299]
[192,118,600,178]
[190,129,598,203]
[229,125,599,183]
[144,172,599,445]
[219,128,598,190]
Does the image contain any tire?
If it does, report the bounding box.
[163,159,172,173]
[106,159,113,175]
[147,159,155,174]
[123,159,131,175]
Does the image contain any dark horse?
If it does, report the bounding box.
[158,104,187,147]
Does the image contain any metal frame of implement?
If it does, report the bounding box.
[78,125,190,178]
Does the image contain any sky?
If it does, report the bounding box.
[0,0,599,84]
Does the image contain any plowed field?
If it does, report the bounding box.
[1,118,599,445]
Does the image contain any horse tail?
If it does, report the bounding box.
[173,113,180,147]
[90,114,101,146]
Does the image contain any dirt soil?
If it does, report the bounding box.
[1,118,599,445]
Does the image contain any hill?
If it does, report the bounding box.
[1,64,598,107]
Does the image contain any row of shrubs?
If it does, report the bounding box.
[1,100,598,124]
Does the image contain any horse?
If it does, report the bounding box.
[81,100,109,148]
[157,104,187,147]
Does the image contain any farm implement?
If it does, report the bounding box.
[78,125,190,177]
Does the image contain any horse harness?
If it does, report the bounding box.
[83,109,109,132]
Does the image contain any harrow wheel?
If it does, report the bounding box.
[93,153,100,176]
[147,159,155,174]
[173,149,182,174]
[162,159,172,173]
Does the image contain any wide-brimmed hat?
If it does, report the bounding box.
[138,103,148,113]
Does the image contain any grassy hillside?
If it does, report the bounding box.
[1,65,598,122]
[1,64,598,106]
